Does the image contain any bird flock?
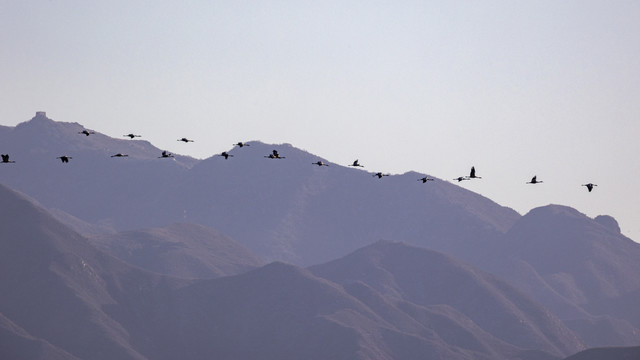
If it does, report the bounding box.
[0,128,598,192]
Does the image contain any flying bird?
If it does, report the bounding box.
[418,176,434,183]
[123,133,141,139]
[110,153,129,158]
[1,154,15,163]
[218,152,233,159]
[453,176,469,182]
[177,138,194,143]
[158,151,174,158]
[469,166,482,179]
[582,183,597,192]
[57,156,72,163]
[526,176,543,184]
[264,150,285,159]
[79,130,95,136]
[312,161,329,167]
[233,142,250,148]
[349,159,364,167]
[373,172,389,179]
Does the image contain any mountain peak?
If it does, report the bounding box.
[593,215,621,234]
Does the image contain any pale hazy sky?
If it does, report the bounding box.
[1,1,639,240]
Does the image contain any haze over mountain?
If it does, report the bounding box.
[0,113,520,266]
[0,183,580,359]
[310,241,582,356]
[1,114,639,357]
[90,223,263,279]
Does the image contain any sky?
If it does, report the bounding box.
[1,1,639,240]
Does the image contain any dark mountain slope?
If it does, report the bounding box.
[0,183,188,360]
[309,241,583,357]
[0,183,559,360]
[0,312,80,360]
[90,222,264,278]
[170,262,506,360]
[563,346,640,360]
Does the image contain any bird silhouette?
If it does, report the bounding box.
[469,166,482,179]
[349,159,364,167]
[264,150,285,159]
[1,154,15,163]
[110,153,129,158]
[418,176,434,183]
[527,176,543,184]
[373,172,389,179]
[79,130,95,136]
[177,138,194,143]
[57,156,72,163]
[218,152,233,159]
[312,161,329,167]
[453,176,469,182]
[158,151,174,158]
[233,142,250,148]
[123,134,141,139]
[582,183,597,192]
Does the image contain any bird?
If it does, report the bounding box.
[123,133,141,139]
[1,154,15,163]
[264,150,285,159]
[218,152,233,159]
[526,176,543,184]
[469,166,482,179]
[57,156,72,163]
[110,153,129,158]
[233,142,250,148]
[79,130,95,136]
[453,176,469,182]
[312,161,329,167]
[582,183,597,192]
[349,159,364,167]
[418,176,434,183]
[373,172,389,179]
[177,138,194,143]
[158,150,174,158]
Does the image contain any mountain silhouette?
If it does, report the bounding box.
[483,205,640,347]
[310,241,584,357]
[0,183,572,359]
[0,113,520,266]
[1,113,639,356]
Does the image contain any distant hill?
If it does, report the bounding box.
[0,182,573,360]
[90,222,263,278]
[310,241,583,357]
[482,205,640,347]
[0,113,520,266]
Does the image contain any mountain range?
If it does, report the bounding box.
[1,113,639,359]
